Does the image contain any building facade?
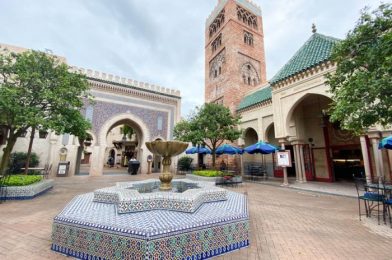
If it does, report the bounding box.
[236,32,392,183]
[205,1,392,183]
[0,43,181,176]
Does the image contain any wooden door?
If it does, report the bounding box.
[303,144,314,181]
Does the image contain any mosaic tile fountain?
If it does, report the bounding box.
[51,141,249,259]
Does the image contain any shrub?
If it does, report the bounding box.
[1,175,42,186]
[178,156,193,171]
[9,152,40,174]
[193,170,224,177]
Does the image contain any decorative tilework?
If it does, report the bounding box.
[0,180,53,200]
[52,221,249,260]
[51,189,249,259]
[90,101,168,143]
[237,85,272,111]
[94,179,228,213]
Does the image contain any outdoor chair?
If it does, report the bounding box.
[247,164,267,181]
[353,177,384,223]
[215,175,241,188]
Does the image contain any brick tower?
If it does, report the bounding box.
[205,0,267,112]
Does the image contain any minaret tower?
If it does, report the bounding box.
[205,0,267,112]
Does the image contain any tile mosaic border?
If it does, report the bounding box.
[0,179,54,200]
[93,179,228,213]
[52,220,249,260]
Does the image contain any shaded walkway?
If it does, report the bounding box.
[250,177,357,198]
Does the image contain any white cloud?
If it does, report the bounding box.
[0,0,383,116]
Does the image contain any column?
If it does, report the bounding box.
[369,132,383,182]
[48,133,59,177]
[90,145,103,176]
[292,143,302,182]
[299,144,307,183]
[359,135,372,184]
[293,144,301,182]
[279,138,289,186]
[381,131,392,181]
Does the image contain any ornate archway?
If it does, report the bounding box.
[284,93,362,182]
[244,127,258,146]
[89,113,151,176]
[242,127,260,170]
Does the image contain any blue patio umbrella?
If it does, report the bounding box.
[216,144,243,155]
[244,141,278,154]
[185,146,211,154]
[379,135,392,150]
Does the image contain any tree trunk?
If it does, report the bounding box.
[24,127,36,175]
[0,135,18,176]
[212,151,216,168]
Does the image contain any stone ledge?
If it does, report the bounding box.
[0,179,54,200]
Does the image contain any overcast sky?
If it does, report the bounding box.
[0,0,382,116]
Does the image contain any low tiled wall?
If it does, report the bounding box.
[0,179,54,200]
[52,219,249,260]
[186,174,242,183]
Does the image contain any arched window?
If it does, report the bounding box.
[241,63,260,85]
[209,49,225,79]
[211,34,222,53]
[85,106,94,122]
[157,116,163,131]
[244,31,254,46]
[237,5,258,29]
[209,9,225,38]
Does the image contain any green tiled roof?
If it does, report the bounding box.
[237,85,272,111]
[270,33,340,85]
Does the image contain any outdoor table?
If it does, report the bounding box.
[366,183,392,191]
[365,183,392,224]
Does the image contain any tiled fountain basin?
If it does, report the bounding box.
[51,191,249,260]
[93,179,228,213]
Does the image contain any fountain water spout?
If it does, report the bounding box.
[145,140,188,191]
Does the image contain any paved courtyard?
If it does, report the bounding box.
[0,174,391,260]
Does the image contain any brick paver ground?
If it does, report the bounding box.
[0,174,391,260]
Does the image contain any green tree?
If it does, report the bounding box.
[120,125,134,140]
[326,4,392,134]
[0,48,92,176]
[174,103,241,167]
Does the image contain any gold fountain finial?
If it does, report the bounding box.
[312,23,317,33]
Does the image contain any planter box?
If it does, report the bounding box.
[186,174,242,183]
[0,179,53,200]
